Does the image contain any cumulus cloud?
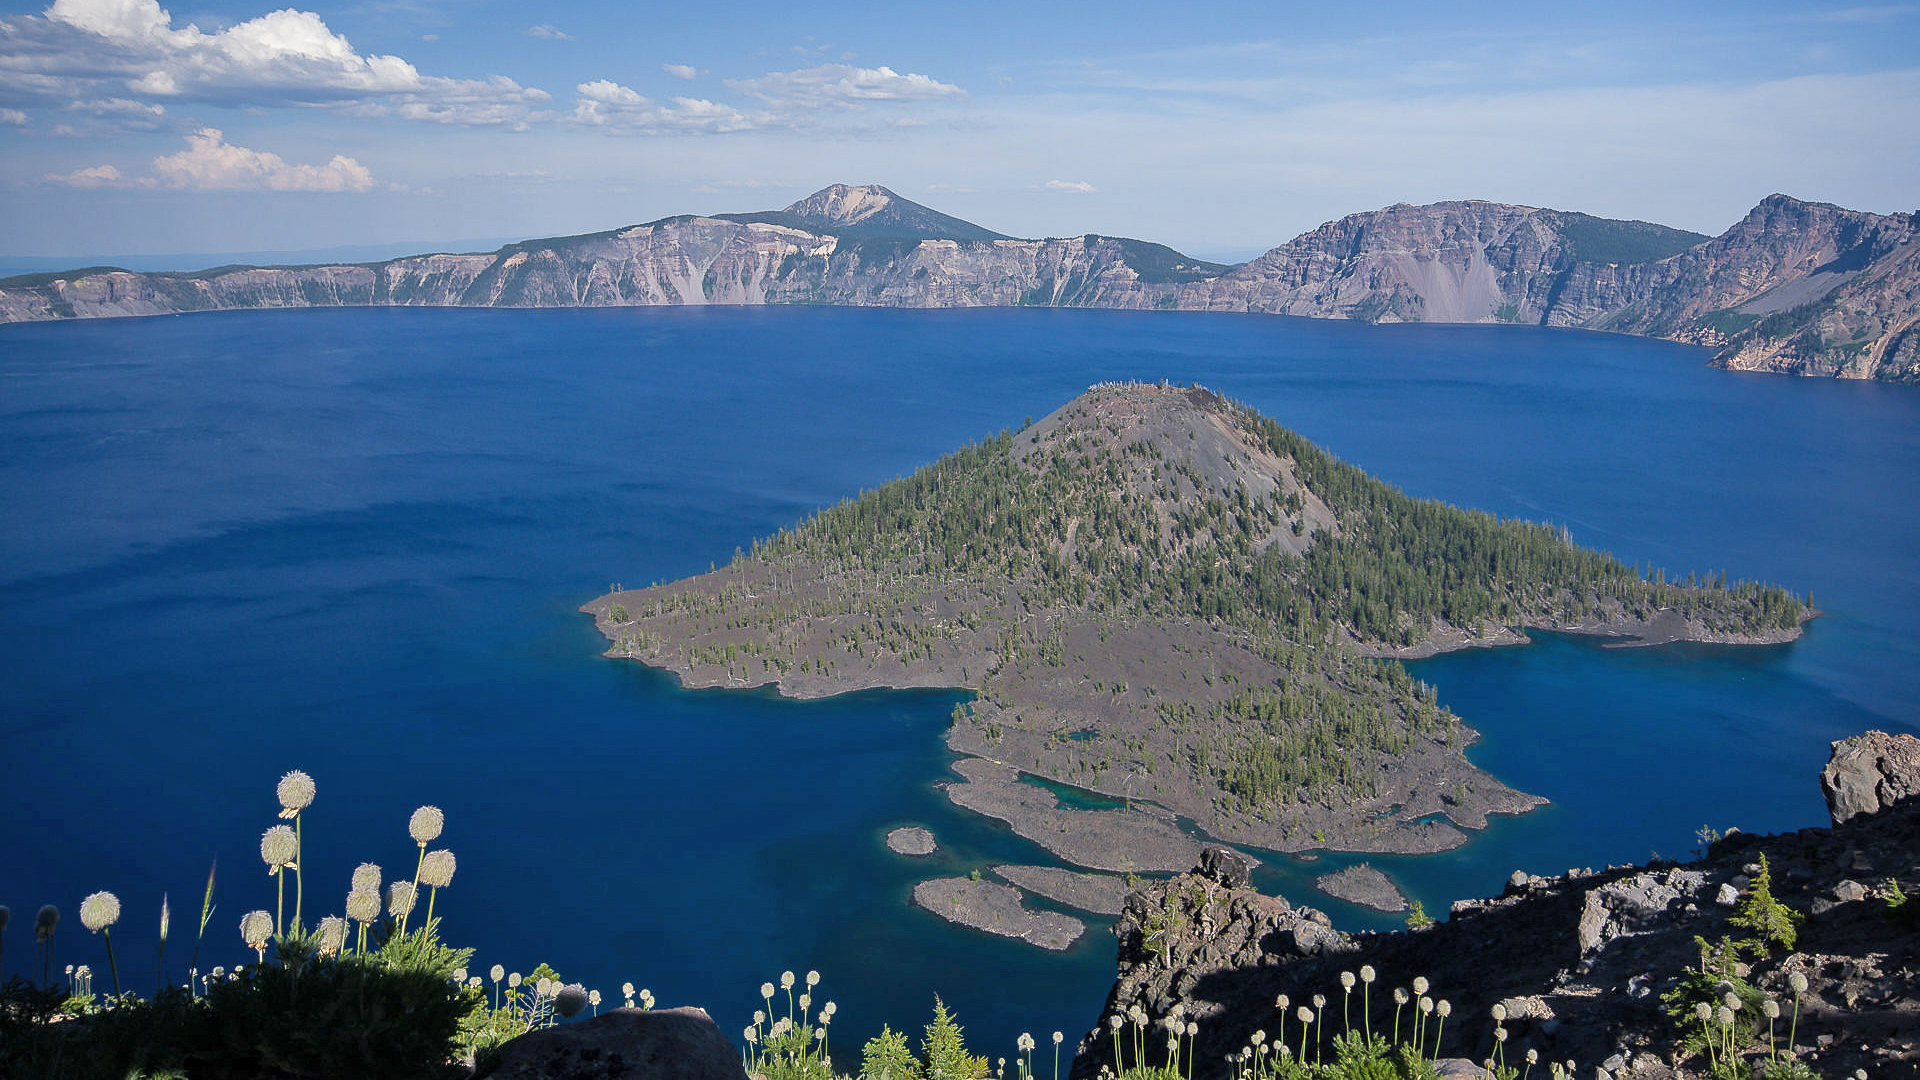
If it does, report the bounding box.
[43,163,124,186]
[149,128,375,191]
[1044,179,1098,193]
[570,79,755,134]
[725,64,964,110]
[1,107,29,125]
[662,63,698,81]
[0,0,553,126]
[524,24,570,40]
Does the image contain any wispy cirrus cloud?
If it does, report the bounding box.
[0,0,553,127]
[569,79,756,134]
[724,64,964,110]
[523,24,570,40]
[1043,179,1097,193]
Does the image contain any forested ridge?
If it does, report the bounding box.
[758,389,1804,650]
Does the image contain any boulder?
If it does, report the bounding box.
[1197,846,1253,889]
[1820,730,1920,824]
[475,1006,747,1080]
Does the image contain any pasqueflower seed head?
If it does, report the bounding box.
[79,892,120,933]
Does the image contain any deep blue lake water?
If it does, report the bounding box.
[2,305,1917,1062]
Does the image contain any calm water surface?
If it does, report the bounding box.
[2,306,1916,1058]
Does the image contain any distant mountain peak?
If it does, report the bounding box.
[782,184,902,227]
[749,182,1009,242]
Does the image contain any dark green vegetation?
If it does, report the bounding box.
[602,384,1803,850]
[759,389,1802,652]
[0,928,478,1080]
[1541,211,1710,266]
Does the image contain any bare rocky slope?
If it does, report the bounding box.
[1071,731,1920,1080]
[3,185,1913,382]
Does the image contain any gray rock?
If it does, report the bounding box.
[1715,883,1740,907]
[1832,879,1868,903]
[885,826,937,856]
[1820,730,1920,824]
[475,1006,746,1080]
[1198,846,1253,889]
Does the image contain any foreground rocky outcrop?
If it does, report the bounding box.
[475,1006,745,1080]
[1072,731,1920,1080]
[4,185,1913,382]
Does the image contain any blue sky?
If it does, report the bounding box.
[1,0,1916,261]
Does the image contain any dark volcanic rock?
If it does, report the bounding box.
[1821,729,1920,825]
[1073,738,1920,1080]
[475,1006,746,1080]
[1314,862,1409,913]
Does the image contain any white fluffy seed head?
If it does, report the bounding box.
[409,806,444,845]
[807,970,820,987]
[1695,1002,1712,1022]
[1491,1003,1506,1022]
[761,982,775,999]
[239,910,272,948]
[1341,971,1356,990]
[79,892,120,933]
[1723,991,1741,1011]
[419,849,456,889]
[589,989,601,1006]
[555,984,588,1018]
[346,888,379,924]
[509,972,522,988]
[1187,1022,1198,1036]
[316,915,347,954]
[1276,994,1289,1009]
[1394,988,1409,1005]
[1054,1032,1064,1045]
[1437,1000,1451,1018]
[1296,1006,1313,1023]
[386,881,415,917]
[276,770,316,815]
[1789,972,1808,993]
[1764,1000,1781,1019]
[352,862,382,892]
[260,825,297,868]
[493,965,507,983]
[1716,1006,1735,1028]
[1360,965,1375,983]
[1412,976,1429,995]
[1420,997,1433,1015]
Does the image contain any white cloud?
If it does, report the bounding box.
[0,0,553,126]
[663,63,698,81]
[43,163,123,187]
[150,128,375,191]
[0,107,30,125]
[524,24,570,40]
[1044,179,1098,193]
[725,64,964,110]
[570,79,755,134]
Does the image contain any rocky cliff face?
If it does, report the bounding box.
[1072,731,1920,1080]
[4,186,1915,382]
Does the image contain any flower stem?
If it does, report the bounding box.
[102,927,121,997]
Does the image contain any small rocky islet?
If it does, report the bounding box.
[1312,862,1409,913]
[884,826,937,856]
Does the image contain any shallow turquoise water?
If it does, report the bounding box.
[2,305,1915,1059]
